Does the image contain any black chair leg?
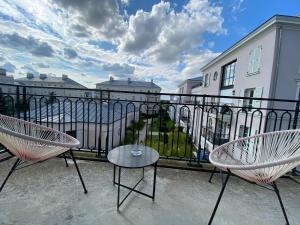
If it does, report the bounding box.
[0,158,20,192]
[273,182,290,225]
[208,166,217,183]
[63,153,69,167]
[69,150,88,194]
[208,172,230,225]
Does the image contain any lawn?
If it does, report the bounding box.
[144,128,196,159]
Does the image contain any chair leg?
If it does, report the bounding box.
[63,153,69,167]
[273,182,290,225]
[208,167,217,183]
[208,172,230,225]
[69,150,88,194]
[0,158,20,192]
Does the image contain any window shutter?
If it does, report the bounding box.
[252,87,263,108]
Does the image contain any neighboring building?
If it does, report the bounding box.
[169,77,202,131]
[27,101,138,150]
[96,77,161,114]
[16,73,92,98]
[177,76,203,103]
[198,15,300,153]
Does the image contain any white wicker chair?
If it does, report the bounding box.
[0,114,87,193]
[208,129,300,225]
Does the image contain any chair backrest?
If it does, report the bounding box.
[0,114,80,161]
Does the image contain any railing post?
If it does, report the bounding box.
[197,95,206,161]
[22,86,27,121]
[16,86,20,119]
[292,101,300,129]
[105,91,110,157]
[97,90,102,157]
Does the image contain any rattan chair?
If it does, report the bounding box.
[0,114,87,193]
[208,129,300,225]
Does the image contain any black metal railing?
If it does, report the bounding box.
[0,83,299,167]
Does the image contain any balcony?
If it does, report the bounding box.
[0,158,299,225]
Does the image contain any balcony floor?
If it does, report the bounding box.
[0,158,299,225]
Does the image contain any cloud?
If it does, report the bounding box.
[102,63,135,76]
[33,62,50,68]
[1,62,16,73]
[182,51,220,78]
[52,0,126,39]
[64,48,78,59]
[69,24,92,38]
[20,64,39,76]
[120,0,225,63]
[0,56,4,61]
[232,0,245,13]
[0,32,55,57]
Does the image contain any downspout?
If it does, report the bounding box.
[269,25,283,102]
[267,25,282,131]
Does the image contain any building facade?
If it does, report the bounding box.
[16,73,92,99]
[96,77,161,114]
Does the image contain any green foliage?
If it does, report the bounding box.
[122,117,145,145]
[145,128,196,159]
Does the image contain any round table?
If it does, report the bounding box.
[107,145,159,209]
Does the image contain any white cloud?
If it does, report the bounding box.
[120,0,225,63]
[182,51,220,78]
[0,0,226,91]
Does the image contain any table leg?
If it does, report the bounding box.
[117,166,121,210]
[113,165,116,186]
[152,162,157,201]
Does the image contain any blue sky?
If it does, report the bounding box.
[0,0,299,92]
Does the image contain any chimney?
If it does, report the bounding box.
[39,74,47,80]
[0,68,6,76]
[27,73,34,79]
[62,74,68,80]
[128,77,131,83]
[151,79,154,83]
[110,76,114,81]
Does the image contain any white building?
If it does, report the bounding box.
[96,77,161,114]
[16,73,92,99]
[169,77,202,131]
[172,15,300,159]
[27,101,138,151]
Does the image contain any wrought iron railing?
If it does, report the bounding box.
[0,83,299,167]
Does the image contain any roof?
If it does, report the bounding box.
[16,76,87,88]
[96,80,161,89]
[177,76,202,87]
[201,15,300,71]
[27,100,135,124]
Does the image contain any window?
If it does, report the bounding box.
[239,87,263,109]
[221,61,236,89]
[248,46,262,75]
[204,74,210,87]
[213,71,218,81]
[243,88,255,110]
[238,125,249,138]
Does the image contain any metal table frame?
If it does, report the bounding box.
[113,162,157,210]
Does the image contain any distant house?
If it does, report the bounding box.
[26,100,137,151]
[169,76,202,131]
[96,77,161,114]
[16,73,92,99]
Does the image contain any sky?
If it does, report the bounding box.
[0,0,299,92]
